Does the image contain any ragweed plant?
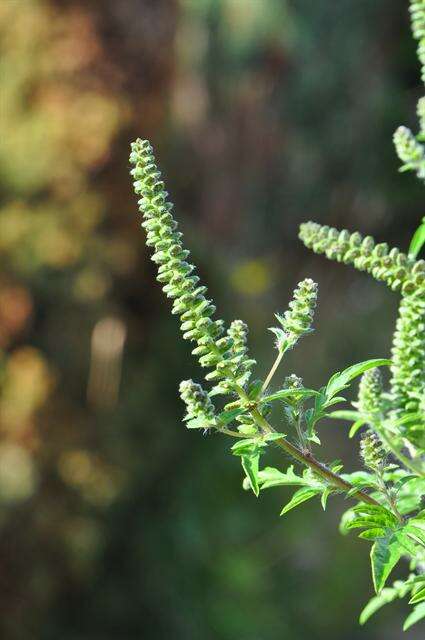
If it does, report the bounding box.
[130,1,425,631]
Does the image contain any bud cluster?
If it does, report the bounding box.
[130,139,255,397]
[360,430,386,473]
[391,291,425,421]
[299,221,425,294]
[357,368,383,416]
[393,126,425,180]
[410,1,425,83]
[275,278,318,350]
[179,379,216,424]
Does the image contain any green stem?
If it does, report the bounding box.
[249,408,379,506]
[211,341,379,505]
[261,351,284,394]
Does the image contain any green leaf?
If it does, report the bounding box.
[349,419,367,438]
[326,410,362,421]
[261,388,319,403]
[403,603,425,630]
[409,587,425,605]
[258,465,308,490]
[320,487,333,510]
[358,528,386,541]
[185,416,211,429]
[408,216,425,259]
[268,327,287,353]
[248,379,264,400]
[218,407,245,425]
[241,454,260,497]
[405,522,425,548]
[231,438,262,456]
[325,359,391,401]
[370,532,403,594]
[359,588,400,625]
[280,487,320,515]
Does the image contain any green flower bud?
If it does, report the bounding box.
[356,368,383,416]
[179,379,216,423]
[299,221,421,292]
[130,139,255,394]
[360,430,385,473]
[277,278,318,349]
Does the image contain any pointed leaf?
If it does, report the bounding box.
[409,587,425,605]
[185,416,211,430]
[261,388,319,403]
[241,453,260,497]
[326,410,362,421]
[280,487,320,515]
[218,407,245,425]
[325,359,391,400]
[359,588,400,625]
[408,216,425,258]
[370,532,402,593]
[403,603,425,630]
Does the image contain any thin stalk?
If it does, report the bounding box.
[261,351,284,394]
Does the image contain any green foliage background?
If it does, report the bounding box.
[0,0,423,638]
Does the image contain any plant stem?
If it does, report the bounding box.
[261,351,284,394]
[214,344,379,505]
[249,407,380,506]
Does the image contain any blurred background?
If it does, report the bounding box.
[0,0,424,638]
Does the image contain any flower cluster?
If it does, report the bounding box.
[393,126,425,180]
[299,221,425,294]
[390,291,425,419]
[356,368,383,416]
[410,1,425,83]
[179,380,216,427]
[360,430,386,473]
[129,139,255,396]
[393,3,425,178]
[271,278,318,352]
[284,374,303,390]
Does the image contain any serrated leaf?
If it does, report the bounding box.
[371,532,403,593]
[408,217,425,258]
[258,465,308,490]
[403,602,425,630]
[325,359,391,401]
[280,487,320,515]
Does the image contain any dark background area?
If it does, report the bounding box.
[0,1,423,638]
